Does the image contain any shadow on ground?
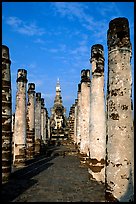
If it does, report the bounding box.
[1,145,59,202]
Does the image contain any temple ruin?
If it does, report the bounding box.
[50,78,68,145]
[2,17,134,202]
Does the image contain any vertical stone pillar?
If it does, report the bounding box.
[106,17,134,202]
[11,113,15,159]
[47,117,51,141]
[2,45,12,183]
[26,83,35,159]
[35,92,41,155]
[43,108,49,144]
[74,99,78,144]
[76,83,81,148]
[41,98,47,152]
[13,69,27,168]
[45,108,48,144]
[80,69,91,156]
[88,44,106,183]
[68,104,75,142]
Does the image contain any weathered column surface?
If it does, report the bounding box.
[80,69,90,156]
[68,104,75,141]
[41,98,47,152]
[74,99,78,144]
[76,83,81,148]
[12,113,15,156]
[106,17,134,202]
[26,83,35,159]
[35,92,42,155]
[88,44,106,183]
[47,117,51,141]
[13,69,27,168]
[2,45,12,183]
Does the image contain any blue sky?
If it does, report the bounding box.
[2,2,134,117]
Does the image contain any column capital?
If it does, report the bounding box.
[17,69,27,83]
[28,83,35,93]
[36,92,41,101]
[2,45,11,64]
[81,69,90,83]
[107,17,131,51]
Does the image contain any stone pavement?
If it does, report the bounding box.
[1,141,105,202]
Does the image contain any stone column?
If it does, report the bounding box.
[47,117,51,141]
[12,113,15,159]
[80,69,91,156]
[26,83,35,159]
[2,45,12,183]
[106,17,134,202]
[76,83,81,148]
[74,99,78,144]
[88,44,106,183]
[41,98,47,153]
[45,108,49,144]
[35,92,41,155]
[13,69,27,168]
[68,104,75,142]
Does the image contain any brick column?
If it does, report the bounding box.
[35,92,41,155]
[106,17,134,202]
[80,69,91,156]
[88,44,106,183]
[26,83,35,159]
[13,69,27,168]
[2,45,12,183]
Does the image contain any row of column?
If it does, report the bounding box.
[13,69,50,168]
[68,17,134,202]
[2,48,50,182]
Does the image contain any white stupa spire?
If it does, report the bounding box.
[56,78,61,92]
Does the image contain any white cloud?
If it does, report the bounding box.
[96,2,121,17]
[51,2,87,20]
[34,38,45,44]
[6,16,45,36]
[51,2,123,43]
[6,16,22,27]
[70,45,88,55]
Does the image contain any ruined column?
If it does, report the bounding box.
[74,99,78,144]
[26,83,35,159]
[45,108,49,143]
[80,69,91,156]
[88,44,106,183]
[13,69,27,168]
[76,83,81,148]
[41,98,47,152]
[11,113,15,159]
[47,117,51,141]
[2,45,12,183]
[68,104,75,142]
[106,17,134,202]
[35,92,41,155]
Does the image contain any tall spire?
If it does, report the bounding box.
[54,78,62,106]
[56,78,61,92]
